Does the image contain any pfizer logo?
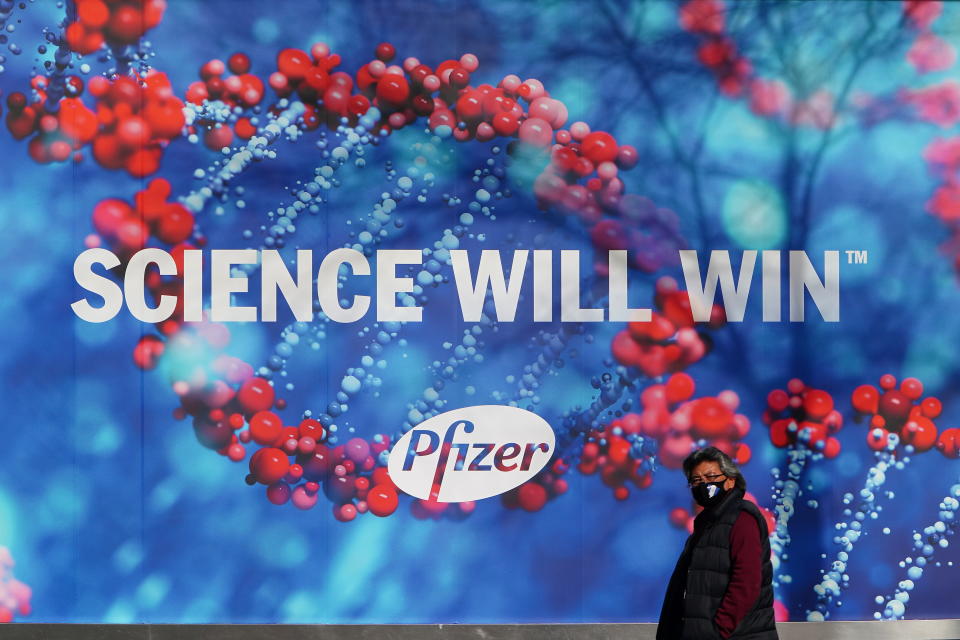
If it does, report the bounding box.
[387,405,556,502]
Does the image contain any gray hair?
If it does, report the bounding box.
[682,446,747,491]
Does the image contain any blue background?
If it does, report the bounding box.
[1,0,959,624]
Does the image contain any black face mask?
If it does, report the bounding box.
[691,481,728,508]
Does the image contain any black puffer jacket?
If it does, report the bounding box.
[656,488,779,640]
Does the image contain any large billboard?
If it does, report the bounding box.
[1,0,959,626]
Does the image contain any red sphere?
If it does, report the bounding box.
[669,507,689,528]
[203,124,234,151]
[851,384,880,415]
[155,204,194,245]
[666,372,696,404]
[901,416,938,452]
[193,415,232,450]
[298,444,333,481]
[78,0,109,28]
[823,436,841,459]
[372,466,394,489]
[237,377,275,414]
[91,134,125,170]
[581,131,618,164]
[610,330,642,367]
[376,73,410,105]
[142,98,186,140]
[491,112,519,137]
[617,144,639,169]
[324,475,356,504]
[769,419,791,448]
[250,447,290,485]
[6,92,26,112]
[125,147,162,178]
[266,482,291,505]
[937,428,960,458]
[367,484,399,517]
[106,5,144,43]
[517,482,548,512]
[767,388,790,413]
[228,52,251,75]
[322,86,349,115]
[249,410,283,446]
[334,503,358,522]
[900,377,924,400]
[375,42,396,62]
[115,218,149,252]
[133,335,164,370]
[879,389,912,427]
[691,397,733,438]
[803,389,833,420]
[348,94,371,117]
[234,117,257,139]
[92,198,133,238]
[448,68,470,89]
[298,418,325,441]
[455,91,484,122]
[921,396,942,419]
[58,99,98,143]
[411,94,434,116]
[277,48,312,82]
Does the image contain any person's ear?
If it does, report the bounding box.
[724,476,736,491]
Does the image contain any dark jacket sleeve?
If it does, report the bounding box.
[714,511,763,639]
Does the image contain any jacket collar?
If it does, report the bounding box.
[693,487,744,529]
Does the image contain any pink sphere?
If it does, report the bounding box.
[292,484,319,510]
[518,117,554,147]
[345,437,371,463]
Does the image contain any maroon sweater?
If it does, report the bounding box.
[714,510,763,638]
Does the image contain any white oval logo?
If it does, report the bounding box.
[387,405,556,502]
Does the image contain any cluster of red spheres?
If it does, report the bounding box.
[86,178,197,348]
[577,419,653,502]
[13,27,663,255]
[408,471,477,521]
[680,0,796,119]
[528,125,639,218]
[763,379,843,458]
[186,54,267,150]
[6,71,184,176]
[65,0,167,55]
[679,0,752,96]
[631,372,752,469]
[91,177,194,256]
[273,43,397,127]
[502,459,570,512]
[160,322,406,521]
[257,39,647,232]
[852,374,957,456]
[611,276,725,378]
[0,547,31,623]
[503,372,753,510]
[152,318,476,523]
[250,427,400,522]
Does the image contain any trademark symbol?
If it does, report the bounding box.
[845,250,868,265]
